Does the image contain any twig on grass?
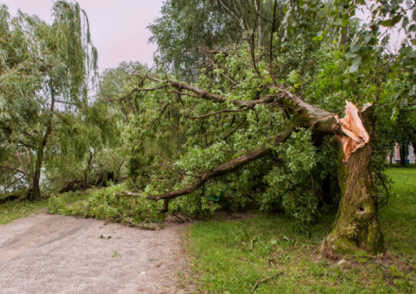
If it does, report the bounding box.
[250,272,283,293]
[244,229,249,238]
[222,211,241,219]
[250,236,258,250]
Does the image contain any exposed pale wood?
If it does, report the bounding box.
[335,101,370,162]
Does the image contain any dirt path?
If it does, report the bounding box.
[0,214,193,294]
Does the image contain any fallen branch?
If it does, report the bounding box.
[172,213,185,223]
[222,211,241,219]
[114,192,142,197]
[250,272,283,293]
[140,213,151,230]
[117,213,156,230]
[250,236,258,250]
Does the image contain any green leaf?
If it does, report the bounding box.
[379,20,393,27]
[342,18,349,28]
[364,34,372,44]
[409,24,416,32]
[392,15,402,25]
[350,43,361,53]
[362,54,371,64]
[349,57,362,73]
[403,16,409,29]
[368,38,378,46]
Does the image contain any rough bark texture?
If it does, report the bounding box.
[321,107,384,258]
[31,146,44,201]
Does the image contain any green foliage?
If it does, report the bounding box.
[48,184,165,226]
[0,190,90,225]
[383,165,416,256]
[0,2,123,198]
[149,0,284,81]
[261,129,337,230]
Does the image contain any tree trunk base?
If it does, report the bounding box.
[321,225,384,259]
[321,106,384,258]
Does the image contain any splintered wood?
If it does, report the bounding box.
[336,101,370,162]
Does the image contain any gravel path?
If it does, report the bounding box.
[0,214,193,294]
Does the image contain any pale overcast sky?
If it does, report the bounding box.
[2,0,164,73]
[2,0,406,74]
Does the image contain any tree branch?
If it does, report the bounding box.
[135,126,295,201]
[206,116,247,148]
[145,75,329,116]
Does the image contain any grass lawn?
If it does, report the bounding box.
[185,166,416,293]
[0,191,90,225]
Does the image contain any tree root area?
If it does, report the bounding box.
[0,214,194,293]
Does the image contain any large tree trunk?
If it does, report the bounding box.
[321,107,384,258]
[400,142,406,167]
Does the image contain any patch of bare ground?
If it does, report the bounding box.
[0,213,196,294]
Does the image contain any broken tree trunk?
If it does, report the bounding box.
[321,105,384,258]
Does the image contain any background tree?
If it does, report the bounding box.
[0,1,98,200]
[391,109,416,166]
[148,0,287,81]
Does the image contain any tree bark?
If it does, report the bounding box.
[30,80,55,200]
[400,142,406,167]
[31,145,45,200]
[321,107,384,258]
[389,150,393,164]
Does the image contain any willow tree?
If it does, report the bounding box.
[104,0,416,257]
[0,1,97,200]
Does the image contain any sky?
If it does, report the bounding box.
[2,0,164,73]
[2,0,407,74]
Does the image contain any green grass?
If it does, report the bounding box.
[382,166,416,257]
[0,191,90,225]
[185,167,416,293]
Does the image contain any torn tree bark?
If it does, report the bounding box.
[321,104,384,258]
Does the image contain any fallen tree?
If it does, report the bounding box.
[105,0,416,257]
[118,73,384,256]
